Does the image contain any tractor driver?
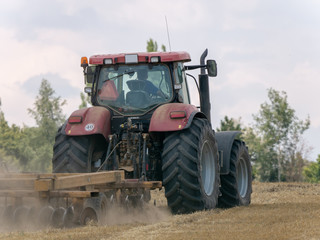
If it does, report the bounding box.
[136,69,161,96]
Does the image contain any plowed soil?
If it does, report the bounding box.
[1,182,320,240]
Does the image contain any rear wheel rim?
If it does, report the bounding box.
[201,140,215,196]
[237,156,249,198]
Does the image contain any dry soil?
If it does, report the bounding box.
[1,182,320,240]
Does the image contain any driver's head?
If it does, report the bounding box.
[137,68,148,80]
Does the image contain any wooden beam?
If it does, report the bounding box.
[97,180,162,190]
[0,190,39,198]
[0,190,98,199]
[34,178,53,191]
[39,190,98,198]
[0,178,35,190]
[53,171,124,190]
[0,173,79,178]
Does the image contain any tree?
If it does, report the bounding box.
[217,116,243,132]
[27,79,66,172]
[147,38,158,52]
[0,101,26,171]
[28,79,66,136]
[244,88,310,182]
[146,38,166,52]
[79,92,91,109]
[0,81,66,172]
[303,155,320,183]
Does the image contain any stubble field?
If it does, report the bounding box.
[1,182,320,240]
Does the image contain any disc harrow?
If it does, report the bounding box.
[0,171,161,229]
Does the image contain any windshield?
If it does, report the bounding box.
[96,64,173,115]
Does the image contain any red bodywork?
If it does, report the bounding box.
[65,106,111,140]
[89,52,191,65]
[149,103,203,132]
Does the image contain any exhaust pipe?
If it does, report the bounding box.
[199,49,211,124]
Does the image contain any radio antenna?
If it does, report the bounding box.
[165,16,172,51]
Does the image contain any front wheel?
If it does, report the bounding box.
[162,118,220,214]
[52,125,107,173]
[218,140,252,207]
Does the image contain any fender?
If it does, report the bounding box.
[64,106,111,140]
[149,103,206,132]
[215,131,241,175]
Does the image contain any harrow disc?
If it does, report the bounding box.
[80,194,107,225]
[63,206,75,227]
[38,206,54,227]
[26,206,38,225]
[51,207,66,228]
[2,205,14,224]
[13,206,29,227]
[80,206,98,225]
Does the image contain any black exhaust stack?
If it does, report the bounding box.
[199,49,211,124]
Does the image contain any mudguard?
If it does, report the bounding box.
[64,106,111,140]
[215,131,241,175]
[149,103,206,132]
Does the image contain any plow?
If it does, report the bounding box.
[0,171,161,228]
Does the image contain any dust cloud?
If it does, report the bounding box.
[0,195,171,233]
[101,204,171,226]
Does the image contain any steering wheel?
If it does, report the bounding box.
[126,80,147,91]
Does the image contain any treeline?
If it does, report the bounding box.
[218,88,319,183]
[0,79,319,182]
[0,79,66,172]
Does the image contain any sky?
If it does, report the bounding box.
[0,0,319,160]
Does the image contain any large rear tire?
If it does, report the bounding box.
[162,118,220,213]
[52,125,107,173]
[218,140,252,208]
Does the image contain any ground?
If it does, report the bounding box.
[1,182,320,240]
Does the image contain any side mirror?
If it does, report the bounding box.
[207,60,217,77]
[85,66,96,84]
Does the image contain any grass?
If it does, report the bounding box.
[1,182,320,240]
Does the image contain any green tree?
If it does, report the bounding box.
[28,79,66,138]
[79,92,91,109]
[146,38,166,52]
[0,100,25,171]
[27,79,66,172]
[147,38,158,52]
[303,155,320,183]
[217,116,243,132]
[245,88,310,182]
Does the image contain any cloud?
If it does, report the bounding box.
[22,73,80,98]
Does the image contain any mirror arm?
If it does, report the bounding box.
[184,64,206,71]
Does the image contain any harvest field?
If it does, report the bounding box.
[1,182,320,240]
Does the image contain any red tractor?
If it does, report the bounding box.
[52,49,252,214]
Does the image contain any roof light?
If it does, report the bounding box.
[103,58,113,65]
[68,116,82,124]
[125,54,138,64]
[150,56,160,63]
[81,57,88,67]
[170,111,186,119]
